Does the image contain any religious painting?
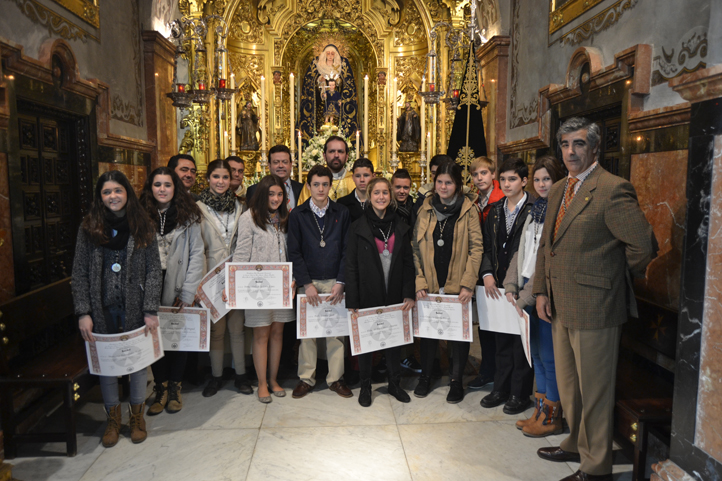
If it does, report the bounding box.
[549,0,605,34]
[52,0,100,29]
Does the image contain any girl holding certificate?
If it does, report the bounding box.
[197,159,251,397]
[140,167,204,415]
[72,171,161,447]
[346,177,415,407]
[233,175,294,403]
[412,160,484,403]
[503,156,565,437]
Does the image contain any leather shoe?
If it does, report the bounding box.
[446,380,465,404]
[480,390,509,408]
[537,446,581,463]
[503,394,532,414]
[329,380,353,398]
[292,381,313,399]
[560,470,612,481]
[413,375,431,398]
[468,374,494,390]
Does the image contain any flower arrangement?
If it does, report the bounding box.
[302,125,358,171]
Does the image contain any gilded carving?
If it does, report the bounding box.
[228,0,264,44]
[274,0,384,67]
[110,0,144,127]
[560,0,638,47]
[394,56,425,93]
[12,0,98,43]
[257,0,285,25]
[426,0,449,23]
[549,0,604,34]
[181,106,211,157]
[51,0,99,29]
[509,0,537,129]
[393,1,425,47]
[228,53,265,89]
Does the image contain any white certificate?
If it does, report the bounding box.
[196,255,232,323]
[158,307,211,352]
[349,304,413,356]
[297,294,348,339]
[475,287,531,366]
[412,294,473,342]
[226,262,293,310]
[85,326,164,376]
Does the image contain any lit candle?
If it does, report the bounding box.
[392,77,398,153]
[356,130,360,154]
[177,83,185,93]
[426,132,431,167]
[198,82,206,91]
[363,75,369,155]
[260,75,266,152]
[230,74,236,153]
[224,131,229,157]
[219,78,226,89]
[289,73,295,153]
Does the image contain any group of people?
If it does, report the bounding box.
[72,117,657,481]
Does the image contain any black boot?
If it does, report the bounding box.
[414,375,431,398]
[234,374,253,395]
[202,376,224,397]
[358,379,372,407]
[388,377,410,403]
[446,380,464,404]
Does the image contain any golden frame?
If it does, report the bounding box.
[51,0,99,29]
[549,0,604,34]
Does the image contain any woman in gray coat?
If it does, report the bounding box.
[233,175,295,403]
[197,159,251,397]
[140,167,205,415]
[72,170,161,448]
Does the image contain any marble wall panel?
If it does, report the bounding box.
[630,150,688,311]
[0,153,15,303]
[694,134,722,461]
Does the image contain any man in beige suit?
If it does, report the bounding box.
[533,117,657,481]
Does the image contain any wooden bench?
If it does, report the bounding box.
[0,278,95,458]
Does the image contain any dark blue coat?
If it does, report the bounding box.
[288,199,349,286]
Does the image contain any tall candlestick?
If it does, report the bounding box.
[356,130,360,154]
[392,77,398,153]
[230,75,236,153]
[426,132,431,169]
[289,73,295,151]
[297,131,303,174]
[260,75,266,152]
[224,131,229,158]
[363,75,369,154]
[420,77,426,160]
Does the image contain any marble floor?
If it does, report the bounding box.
[7,374,636,481]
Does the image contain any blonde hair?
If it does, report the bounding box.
[364,177,398,211]
[470,156,496,175]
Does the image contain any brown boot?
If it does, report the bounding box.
[523,398,563,437]
[102,404,122,448]
[166,381,183,413]
[129,403,147,444]
[516,392,545,430]
[147,381,168,416]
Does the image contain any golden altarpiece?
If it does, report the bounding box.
[170,0,482,184]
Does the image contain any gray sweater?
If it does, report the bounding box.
[232,210,289,263]
[72,227,162,334]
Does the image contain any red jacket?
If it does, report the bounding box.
[476,180,505,223]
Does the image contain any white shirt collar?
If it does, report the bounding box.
[309,198,330,218]
[332,168,346,181]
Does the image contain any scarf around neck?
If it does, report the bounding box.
[531,197,548,224]
[365,207,396,241]
[156,204,178,235]
[102,210,130,250]
[199,188,236,213]
[431,193,464,221]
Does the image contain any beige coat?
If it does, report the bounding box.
[412,193,484,294]
[197,199,246,272]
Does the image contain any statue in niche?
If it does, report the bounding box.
[397,101,421,152]
[299,42,359,138]
[179,130,194,154]
[237,100,259,151]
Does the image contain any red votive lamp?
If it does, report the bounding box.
[198,83,206,91]
[177,83,185,93]
[429,83,435,92]
[218,79,226,89]
[453,89,460,99]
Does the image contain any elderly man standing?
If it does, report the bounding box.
[534,117,656,481]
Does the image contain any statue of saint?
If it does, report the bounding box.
[397,101,421,152]
[322,78,342,125]
[237,101,259,151]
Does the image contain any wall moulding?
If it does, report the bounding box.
[628,104,691,133]
[669,64,722,104]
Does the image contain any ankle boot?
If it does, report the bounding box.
[358,379,372,407]
[166,381,183,413]
[523,398,563,437]
[102,404,122,448]
[516,392,545,430]
[147,381,168,416]
[388,377,411,403]
[129,403,148,444]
